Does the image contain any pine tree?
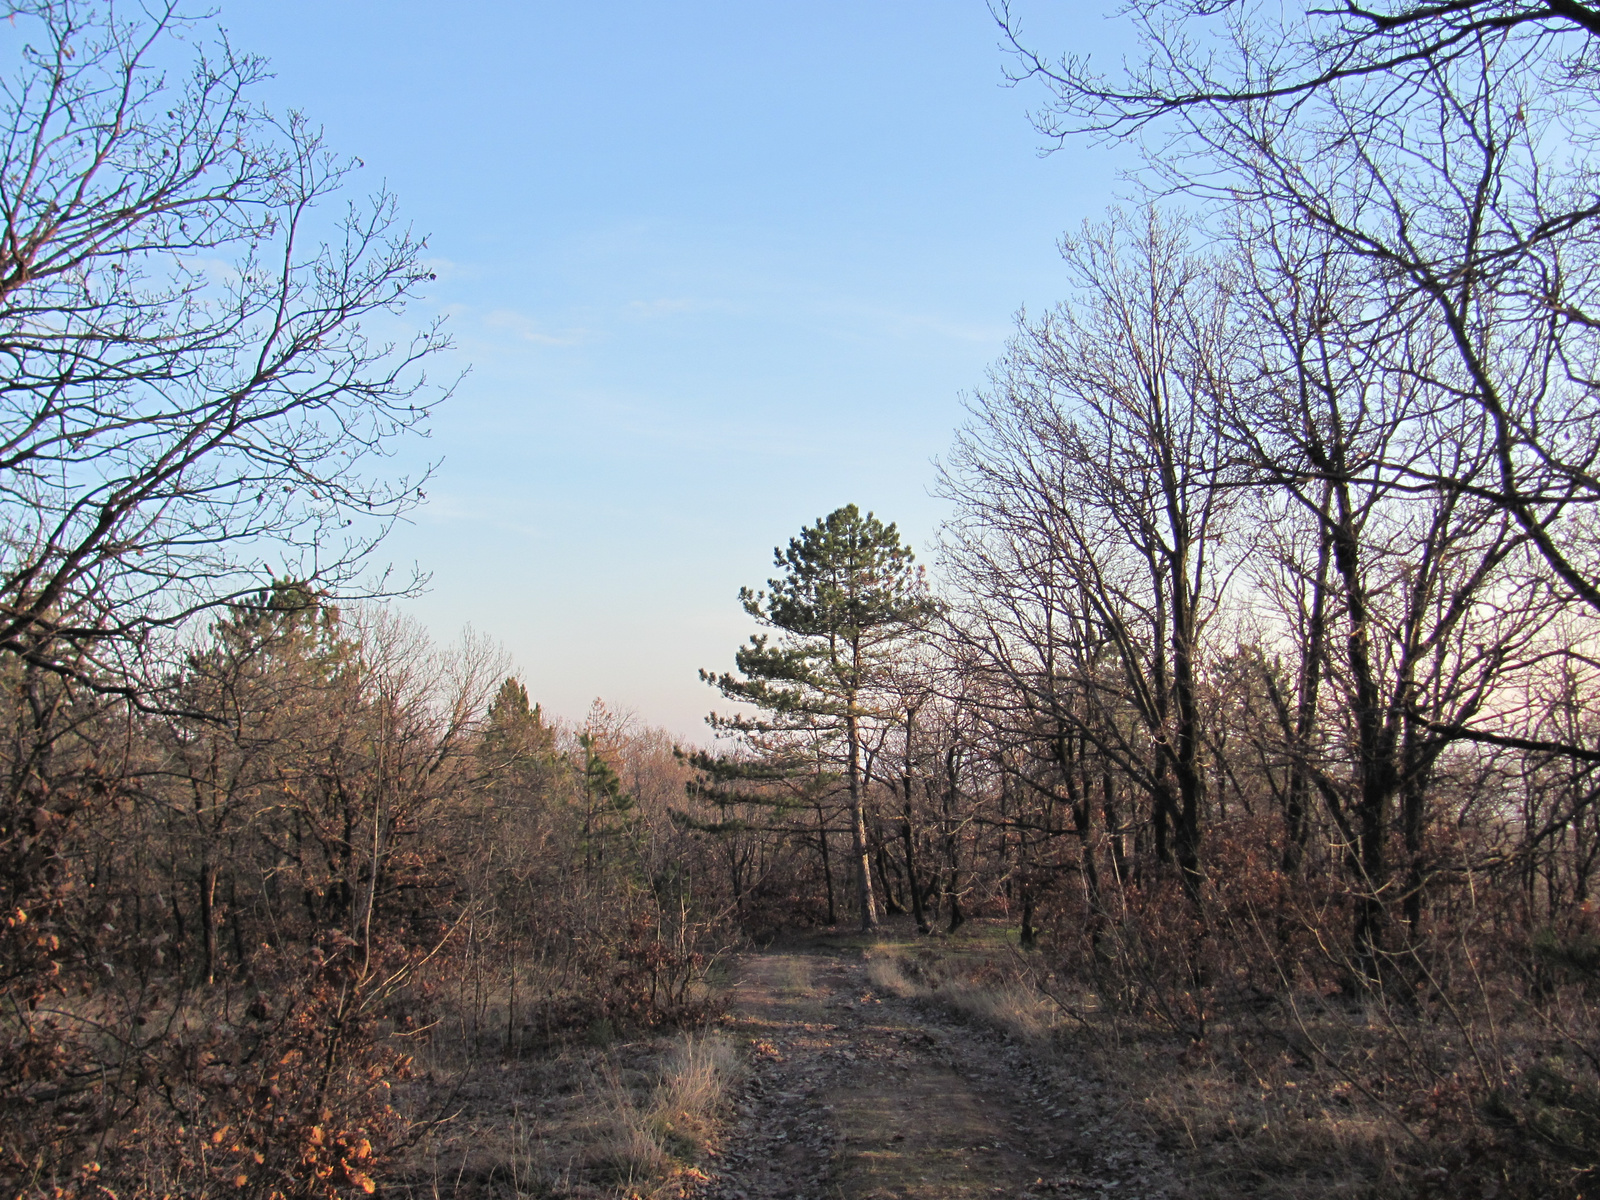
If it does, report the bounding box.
[703,505,934,930]
[576,732,638,874]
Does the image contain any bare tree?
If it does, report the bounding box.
[940,209,1241,901]
[994,0,1600,136]
[0,1,448,688]
[1226,222,1561,979]
[998,0,1600,766]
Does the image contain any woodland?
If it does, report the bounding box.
[11,0,1600,1198]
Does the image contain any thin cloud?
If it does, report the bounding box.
[821,299,1009,344]
[480,307,591,346]
[410,489,548,538]
[624,297,711,318]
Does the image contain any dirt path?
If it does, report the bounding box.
[700,945,1180,1200]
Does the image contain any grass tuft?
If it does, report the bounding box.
[866,942,1059,1042]
[590,1032,741,1185]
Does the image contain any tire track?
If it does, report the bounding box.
[701,945,1180,1200]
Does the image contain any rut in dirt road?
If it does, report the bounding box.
[701,946,1179,1200]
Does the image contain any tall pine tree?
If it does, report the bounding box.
[703,505,934,930]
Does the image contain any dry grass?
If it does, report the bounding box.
[390,1030,738,1199]
[937,978,1057,1041]
[589,1032,741,1188]
[859,932,1466,1200]
[1072,1015,1409,1200]
[863,949,918,999]
[865,942,1058,1043]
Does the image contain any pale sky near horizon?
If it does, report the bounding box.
[216,1,1134,741]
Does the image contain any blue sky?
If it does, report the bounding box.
[217,1,1133,739]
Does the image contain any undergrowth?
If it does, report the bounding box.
[860,924,1570,1200]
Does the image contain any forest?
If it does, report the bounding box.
[9,0,1600,1198]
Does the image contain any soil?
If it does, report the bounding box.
[700,938,1184,1200]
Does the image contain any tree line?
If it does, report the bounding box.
[2,573,741,1197]
[0,5,739,1196]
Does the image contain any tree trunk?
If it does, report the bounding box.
[876,840,905,914]
[1330,499,1398,988]
[943,746,964,931]
[1401,715,1429,938]
[847,706,878,931]
[199,859,217,987]
[817,803,836,925]
[903,808,927,933]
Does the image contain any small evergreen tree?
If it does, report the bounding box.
[576,731,639,873]
[481,678,557,782]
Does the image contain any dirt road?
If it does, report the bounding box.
[699,944,1180,1200]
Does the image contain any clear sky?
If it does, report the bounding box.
[215,1,1132,740]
